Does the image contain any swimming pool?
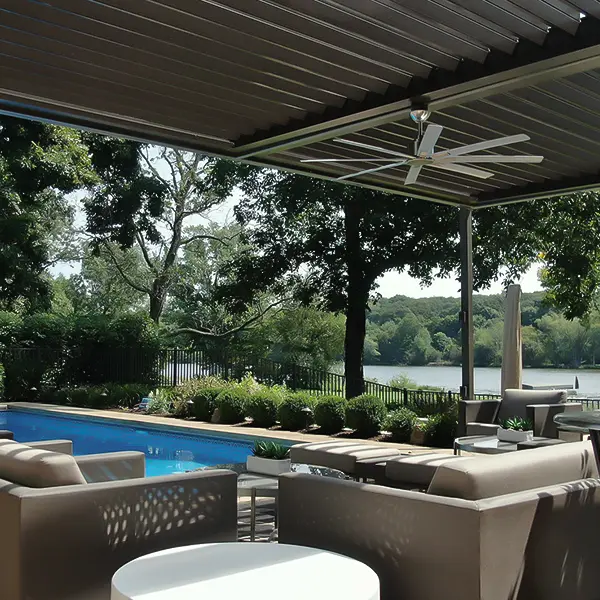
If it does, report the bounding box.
[0,408,272,477]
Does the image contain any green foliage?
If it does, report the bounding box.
[251,440,290,460]
[147,388,173,414]
[216,388,247,424]
[385,408,418,443]
[314,395,347,434]
[0,363,4,399]
[345,394,386,437]
[246,391,280,428]
[388,373,443,392]
[501,416,533,431]
[191,388,223,421]
[103,383,151,408]
[278,392,316,431]
[423,412,458,448]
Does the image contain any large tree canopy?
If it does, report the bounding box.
[0,117,96,311]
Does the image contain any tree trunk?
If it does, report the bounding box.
[149,281,167,323]
[343,199,368,399]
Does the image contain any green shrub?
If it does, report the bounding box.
[216,389,247,424]
[146,388,174,414]
[246,391,279,428]
[278,392,316,430]
[252,440,290,459]
[423,412,457,448]
[345,394,386,437]
[191,387,222,421]
[0,363,4,400]
[103,383,152,408]
[385,407,418,443]
[314,395,347,434]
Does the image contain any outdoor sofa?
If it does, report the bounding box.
[458,388,582,438]
[0,439,238,600]
[279,439,600,600]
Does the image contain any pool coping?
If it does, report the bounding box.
[1,402,438,453]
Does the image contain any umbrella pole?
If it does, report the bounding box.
[459,207,474,401]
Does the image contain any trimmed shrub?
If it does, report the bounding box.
[345,394,386,437]
[314,395,347,434]
[216,389,247,424]
[385,407,418,443]
[423,411,457,448]
[191,387,223,421]
[246,391,279,428]
[278,392,316,431]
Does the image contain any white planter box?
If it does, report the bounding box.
[497,427,533,443]
[246,455,291,476]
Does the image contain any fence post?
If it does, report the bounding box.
[403,388,408,406]
[291,363,298,391]
[172,349,179,387]
[223,350,229,380]
[448,390,453,403]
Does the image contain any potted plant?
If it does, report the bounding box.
[497,416,534,443]
[246,440,291,476]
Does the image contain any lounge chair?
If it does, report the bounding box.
[458,388,582,438]
[0,439,237,600]
[132,396,151,412]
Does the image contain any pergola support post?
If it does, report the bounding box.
[459,207,474,401]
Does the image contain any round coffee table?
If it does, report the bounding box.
[453,435,551,455]
[111,542,380,600]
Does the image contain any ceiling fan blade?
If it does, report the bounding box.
[336,160,408,181]
[405,165,423,185]
[431,162,494,179]
[437,155,543,164]
[334,138,413,158]
[433,134,530,158]
[300,158,404,163]
[417,124,444,156]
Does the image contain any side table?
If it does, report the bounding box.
[111,542,380,600]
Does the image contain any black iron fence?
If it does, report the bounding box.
[1,347,501,410]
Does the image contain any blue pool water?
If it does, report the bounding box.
[0,409,259,476]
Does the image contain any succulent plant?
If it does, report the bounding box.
[501,416,533,432]
[251,440,290,460]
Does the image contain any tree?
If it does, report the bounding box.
[84,147,237,322]
[0,116,95,310]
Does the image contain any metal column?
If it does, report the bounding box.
[459,207,474,401]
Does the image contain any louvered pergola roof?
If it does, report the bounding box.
[3,0,600,207]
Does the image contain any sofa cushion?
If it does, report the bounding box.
[497,389,567,422]
[0,439,86,487]
[385,453,468,486]
[427,440,596,500]
[290,441,401,474]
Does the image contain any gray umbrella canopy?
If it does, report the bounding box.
[501,284,523,394]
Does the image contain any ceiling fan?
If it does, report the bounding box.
[300,110,543,186]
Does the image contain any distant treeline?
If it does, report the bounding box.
[366,292,600,369]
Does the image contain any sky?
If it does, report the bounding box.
[376,264,542,298]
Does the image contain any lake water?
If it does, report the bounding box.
[363,365,595,395]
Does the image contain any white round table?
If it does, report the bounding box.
[111,542,379,600]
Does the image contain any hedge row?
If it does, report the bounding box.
[29,374,457,446]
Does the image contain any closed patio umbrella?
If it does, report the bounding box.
[501,284,522,394]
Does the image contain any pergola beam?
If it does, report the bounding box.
[235,16,600,158]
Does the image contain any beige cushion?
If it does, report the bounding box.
[0,439,86,488]
[428,440,596,500]
[290,441,401,474]
[385,453,467,486]
[497,389,567,422]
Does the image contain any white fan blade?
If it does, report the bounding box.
[433,134,530,158]
[405,165,423,185]
[417,124,443,156]
[431,162,494,179]
[334,138,413,158]
[436,155,543,164]
[336,160,408,181]
[300,158,404,163]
